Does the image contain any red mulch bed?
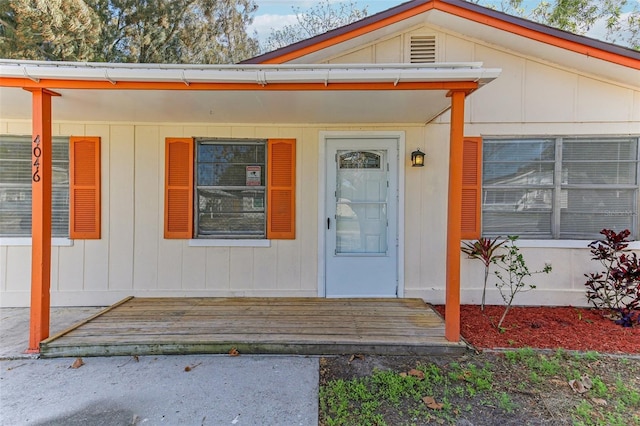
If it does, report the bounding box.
[434,305,640,354]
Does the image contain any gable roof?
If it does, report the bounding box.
[243,0,639,70]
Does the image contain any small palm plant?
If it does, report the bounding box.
[461,237,506,311]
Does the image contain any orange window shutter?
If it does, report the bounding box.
[164,138,194,239]
[70,136,101,239]
[267,139,296,239]
[461,137,482,240]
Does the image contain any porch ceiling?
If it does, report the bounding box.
[2,86,459,124]
[0,61,500,124]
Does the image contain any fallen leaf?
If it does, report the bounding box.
[591,398,608,406]
[580,375,593,390]
[569,379,588,394]
[184,362,202,372]
[132,355,139,362]
[348,354,365,363]
[569,375,593,393]
[422,396,444,410]
[229,348,240,357]
[70,358,84,369]
[399,372,407,378]
[408,369,425,380]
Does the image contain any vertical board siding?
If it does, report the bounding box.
[108,125,135,291]
[461,137,481,240]
[164,138,193,238]
[134,127,160,290]
[69,137,101,239]
[267,139,296,239]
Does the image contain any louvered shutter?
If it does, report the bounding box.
[461,137,482,239]
[267,139,296,239]
[164,138,193,239]
[69,137,101,239]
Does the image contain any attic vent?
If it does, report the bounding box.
[410,35,436,63]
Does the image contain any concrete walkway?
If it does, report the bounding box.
[0,308,319,426]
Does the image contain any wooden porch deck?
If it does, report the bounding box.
[39,297,468,358]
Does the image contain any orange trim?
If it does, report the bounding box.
[445,89,466,342]
[164,138,194,239]
[257,0,638,69]
[1,78,479,92]
[260,2,435,63]
[267,139,296,239]
[436,1,639,70]
[70,137,101,239]
[27,88,54,353]
[461,137,482,240]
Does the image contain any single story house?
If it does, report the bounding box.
[1,0,639,349]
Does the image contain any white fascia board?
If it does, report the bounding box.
[0,60,501,86]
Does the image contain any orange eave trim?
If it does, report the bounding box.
[0,78,479,92]
[437,1,639,70]
[258,0,638,70]
[260,2,436,64]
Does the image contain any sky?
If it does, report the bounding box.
[248,0,638,45]
[249,0,398,42]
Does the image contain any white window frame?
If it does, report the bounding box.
[193,138,267,240]
[482,135,640,240]
[0,135,70,239]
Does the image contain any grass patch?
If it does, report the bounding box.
[319,351,640,426]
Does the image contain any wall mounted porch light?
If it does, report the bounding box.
[411,148,425,167]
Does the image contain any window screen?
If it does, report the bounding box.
[482,136,639,239]
[0,135,69,237]
[195,139,266,238]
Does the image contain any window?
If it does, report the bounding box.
[164,137,295,240]
[195,139,266,238]
[0,135,69,237]
[482,136,639,239]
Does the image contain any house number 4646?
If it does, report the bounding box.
[32,134,41,182]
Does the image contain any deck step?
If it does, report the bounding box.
[40,297,468,358]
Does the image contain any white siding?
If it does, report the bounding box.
[1,21,638,307]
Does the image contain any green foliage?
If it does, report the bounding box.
[320,361,501,425]
[0,0,260,63]
[584,229,640,324]
[492,236,552,329]
[615,377,640,407]
[0,0,101,61]
[505,348,562,376]
[263,0,368,52]
[461,236,506,311]
[590,376,609,398]
[320,354,640,426]
[480,0,640,50]
[497,391,516,413]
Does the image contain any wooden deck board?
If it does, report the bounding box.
[39,297,466,357]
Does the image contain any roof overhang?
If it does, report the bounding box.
[0,60,500,124]
[247,0,639,88]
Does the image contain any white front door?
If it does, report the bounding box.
[325,138,399,297]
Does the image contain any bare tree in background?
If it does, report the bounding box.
[263,0,369,52]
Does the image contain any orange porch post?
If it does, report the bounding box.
[26,88,59,353]
[445,89,467,342]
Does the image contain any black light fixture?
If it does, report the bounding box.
[411,148,425,167]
